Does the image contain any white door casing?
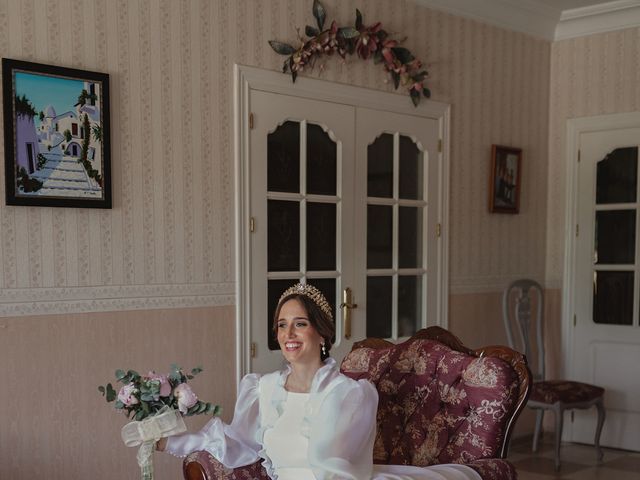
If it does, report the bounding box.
[235,64,450,379]
[564,113,640,451]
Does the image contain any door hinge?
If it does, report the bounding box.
[577,149,581,163]
[249,112,254,129]
[250,217,256,233]
[573,314,577,327]
[250,342,257,358]
[576,224,579,237]
[436,223,442,237]
[571,411,575,422]
[438,139,443,153]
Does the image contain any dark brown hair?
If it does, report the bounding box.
[273,293,335,360]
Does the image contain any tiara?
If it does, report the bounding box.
[279,283,333,321]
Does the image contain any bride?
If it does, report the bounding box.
[158,283,481,480]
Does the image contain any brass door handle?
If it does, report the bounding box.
[340,287,358,339]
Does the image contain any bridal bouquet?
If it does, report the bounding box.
[99,364,220,480]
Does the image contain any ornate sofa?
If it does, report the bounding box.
[183,327,531,480]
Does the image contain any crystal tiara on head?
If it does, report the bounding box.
[278,282,333,321]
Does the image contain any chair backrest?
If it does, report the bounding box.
[502,279,544,381]
[340,327,531,467]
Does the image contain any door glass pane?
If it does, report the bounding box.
[267,279,299,350]
[593,271,634,325]
[368,134,393,198]
[399,206,423,268]
[307,124,337,196]
[596,147,638,204]
[268,200,299,271]
[595,210,636,264]
[367,205,392,268]
[398,276,422,337]
[367,276,392,338]
[307,202,336,271]
[268,120,300,193]
[399,135,423,200]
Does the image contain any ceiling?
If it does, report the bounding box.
[415,0,640,40]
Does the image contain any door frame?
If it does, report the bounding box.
[234,64,451,381]
[562,111,640,438]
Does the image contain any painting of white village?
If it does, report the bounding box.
[12,71,104,199]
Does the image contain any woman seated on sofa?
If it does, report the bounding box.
[158,283,481,480]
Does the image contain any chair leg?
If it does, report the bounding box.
[553,405,564,471]
[532,409,544,453]
[594,397,605,461]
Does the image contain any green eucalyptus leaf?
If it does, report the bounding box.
[268,40,296,56]
[140,393,155,402]
[391,47,414,65]
[134,409,145,421]
[355,9,363,30]
[115,369,126,380]
[338,27,359,39]
[410,89,420,107]
[305,25,319,37]
[106,383,117,402]
[191,366,203,376]
[313,0,326,31]
[98,385,105,394]
[391,71,400,90]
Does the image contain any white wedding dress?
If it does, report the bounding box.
[166,359,481,480]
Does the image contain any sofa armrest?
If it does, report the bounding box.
[465,458,517,480]
[182,451,269,480]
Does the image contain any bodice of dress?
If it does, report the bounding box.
[262,391,315,480]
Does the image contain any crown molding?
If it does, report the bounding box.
[555,0,640,40]
[414,0,560,40]
[0,283,235,317]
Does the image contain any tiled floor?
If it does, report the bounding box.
[508,436,640,479]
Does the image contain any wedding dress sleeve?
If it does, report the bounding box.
[308,377,379,480]
[164,373,262,468]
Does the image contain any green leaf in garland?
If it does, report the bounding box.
[410,89,420,107]
[269,40,296,56]
[355,9,363,30]
[391,47,415,65]
[373,51,383,64]
[422,87,431,98]
[305,25,320,37]
[391,71,400,90]
[338,27,359,39]
[282,59,290,74]
[313,0,326,31]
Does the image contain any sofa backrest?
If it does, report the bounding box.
[340,332,528,466]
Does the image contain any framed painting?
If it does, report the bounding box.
[489,144,522,214]
[2,58,111,208]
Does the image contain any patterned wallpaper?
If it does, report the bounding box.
[547,26,640,286]
[0,0,551,315]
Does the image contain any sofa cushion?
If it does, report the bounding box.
[341,338,519,466]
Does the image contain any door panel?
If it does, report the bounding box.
[573,127,640,450]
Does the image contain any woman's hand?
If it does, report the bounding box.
[156,437,168,452]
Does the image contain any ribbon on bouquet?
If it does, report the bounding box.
[121,406,187,480]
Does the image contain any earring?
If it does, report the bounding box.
[321,343,327,356]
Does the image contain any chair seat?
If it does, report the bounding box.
[530,380,604,405]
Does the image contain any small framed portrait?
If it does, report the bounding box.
[2,58,111,208]
[489,144,522,214]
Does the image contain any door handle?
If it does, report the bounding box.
[340,287,358,339]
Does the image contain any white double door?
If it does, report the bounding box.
[249,89,440,373]
[572,125,640,451]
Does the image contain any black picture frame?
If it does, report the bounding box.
[489,144,522,214]
[2,58,111,208]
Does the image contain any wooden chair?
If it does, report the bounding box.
[503,279,605,470]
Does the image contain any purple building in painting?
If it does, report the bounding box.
[15,108,40,174]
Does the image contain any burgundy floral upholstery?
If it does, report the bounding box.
[530,380,604,404]
[341,339,520,467]
[183,330,528,480]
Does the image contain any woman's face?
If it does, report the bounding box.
[276,299,324,366]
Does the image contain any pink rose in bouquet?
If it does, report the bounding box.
[118,383,139,406]
[174,383,198,414]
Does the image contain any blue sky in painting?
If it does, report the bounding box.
[14,72,84,127]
